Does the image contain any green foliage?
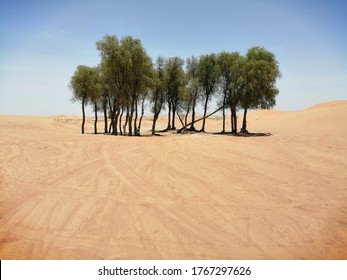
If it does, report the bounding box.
[70,34,281,135]
[217,51,245,105]
[186,56,200,101]
[96,35,153,106]
[164,56,186,100]
[69,65,101,105]
[197,53,220,96]
[196,53,220,131]
[242,47,281,110]
[151,56,166,114]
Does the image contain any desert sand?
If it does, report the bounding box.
[0,100,346,259]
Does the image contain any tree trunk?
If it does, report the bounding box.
[234,114,238,133]
[152,114,159,135]
[113,109,118,135]
[112,100,118,135]
[81,97,86,134]
[109,120,113,134]
[190,97,197,131]
[107,94,114,133]
[184,111,189,127]
[124,107,129,136]
[128,96,136,136]
[201,93,210,132]
[103,100,108,134]
[138,98,145,136]
[184,98,192,127]
[231,110,234,132]
[178,103,224,133]
[232,108,238,134]
[151,117,157,135]
[94,102,98,134]
[113,109,120,136]
[221,91,227,133]
[240,107,248,133]
[128,109,133,136]
[152,93,159,135]
[171,104,176,130]
[166,100,172,130]
[119,106,124,135]
[134,100,138,136]
[177,112,184,127]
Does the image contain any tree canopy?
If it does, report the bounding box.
[69,35,281,136]
[69,65,101,134]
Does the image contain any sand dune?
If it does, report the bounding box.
[0,100,346,259]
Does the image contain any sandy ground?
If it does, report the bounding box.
[0,100,346,259]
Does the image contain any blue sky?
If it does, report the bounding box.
[0,0,346,115]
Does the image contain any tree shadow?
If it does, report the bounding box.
[84,132,106,135]
[138,133,165,137]
[82,130,271,137]
[212,131,272,137]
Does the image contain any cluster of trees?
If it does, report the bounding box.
[69,34,281,136]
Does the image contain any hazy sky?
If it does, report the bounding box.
[0,0,346,115]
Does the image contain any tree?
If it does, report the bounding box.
[217,51,245,133]
[240,47,281,133]
[69,65,100,134]
[101,89,109,134]
[177,103,226,133]
[122,36,153,136]
[96,35,153,136]
[96,35,121,135]
[96,36,153,135]
[72,34,281,137]
[163,57,185,130]
[136,90,149,136]
[177,85,192,127]
[185,56,200,131]
[98,65,111,134]
[197,53,220,132]
[217,52,229,133]
[226,53,246,134]
[88,67,102,134]
[151,56,166,135]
